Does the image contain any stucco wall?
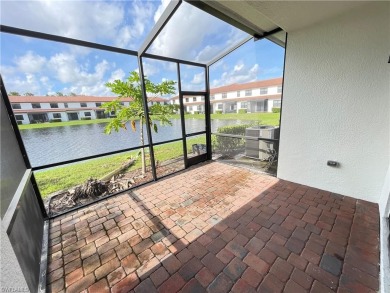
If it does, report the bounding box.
[278,2,390,203]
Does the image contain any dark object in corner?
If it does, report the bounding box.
[327,160,339,167]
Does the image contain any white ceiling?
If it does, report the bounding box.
[203,1,369,32]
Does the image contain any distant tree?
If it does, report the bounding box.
[56,92,64,96]
[69,92,77,96]
[9,91,20,96]
[24,92,34,96]
[102,71,178,174]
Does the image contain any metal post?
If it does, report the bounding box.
[276,32,288,178]
[205,66,212,160]
[176,63,189,168]
[138,56,157,180]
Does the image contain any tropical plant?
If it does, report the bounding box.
[102,71,177,174]
[9,91,20,96]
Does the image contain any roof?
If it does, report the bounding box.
[9,96,166,103]
[13,108,103,113]
[210,77,283,95]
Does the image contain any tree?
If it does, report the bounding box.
[9,91,20,96]
[56,92,64,96]
[24,92,34,96]
[69,92,77,96]
[102,71,178,174]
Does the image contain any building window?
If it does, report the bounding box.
[222,93,227,99]
[201,96,205,101]
[193,97,197,102]
[84,112,91,117]
[120,102,125,106]
[32,103,41,109]
[53,113,61,119]
[96,102,101,107]
[110,111,116,115]
[260,88,268,95]
[185,98,189,103]
[273,100,281,108]
[188,106,192,111]
[64,103,68,108]
[12,103,21,109]
[210,95,215,100]
[50,103,58,108]
[217,104,223,110]
[241,102,248,108]
[277,86,282,93]
[245,90,252,96]
[237,91,241,97]
[15,115,24,121]
[80,103,87,107]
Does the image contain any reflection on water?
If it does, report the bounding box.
[21,119,250,167]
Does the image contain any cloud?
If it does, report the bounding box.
[154,0,171,23]
[149,1,247,63]
[211,61,259,87]
[0,0,158,49]
[15,51,46,73]
[191,72,204,84]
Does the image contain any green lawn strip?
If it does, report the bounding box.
[35,136,206,198]
[19,113,280,130]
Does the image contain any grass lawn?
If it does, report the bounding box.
[35,136,206,198]
[19,112,280,130]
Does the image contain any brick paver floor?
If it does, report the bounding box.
[46,161,380,293]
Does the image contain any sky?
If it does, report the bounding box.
[0,0,285,97]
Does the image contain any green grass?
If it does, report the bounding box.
[35,136,206,198]
[19,112,280,130]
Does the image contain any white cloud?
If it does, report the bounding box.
[212,61,259,87]
[191,72,204,85]
[0,0,158,50]
[15,51,46,73]
[154,0,171,23]
[108,69,126,83]
[1,1,124,42]
[149,2,233,62]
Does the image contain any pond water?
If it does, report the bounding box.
[21,119,253,167]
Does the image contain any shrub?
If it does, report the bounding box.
[193,111,199,115]
[185,112,190,115]
[81,117,91,120]
[272,107,281,113]
[238,108,247,114]
[213,124,254,157]
[30,120,37,124]
[215,110,223,114]
[49,118,62,123]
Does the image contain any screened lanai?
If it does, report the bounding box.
[1,0,289,291]
[1,1,387,293]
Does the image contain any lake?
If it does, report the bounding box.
[21,119,252,167]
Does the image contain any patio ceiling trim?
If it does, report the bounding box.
[138,0,182,56]
[0,25,138,56]
[185,0,271,39]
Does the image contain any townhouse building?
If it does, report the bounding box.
[169,77,282,114]
[9,96,166,124]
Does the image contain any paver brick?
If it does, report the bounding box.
[45,162,380,293]
[223,257,247,281]
[88,278,110,293]
[158,273,185,293]
[95,258,120,280]
[195,267,215,287]
[207,272,233,293]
